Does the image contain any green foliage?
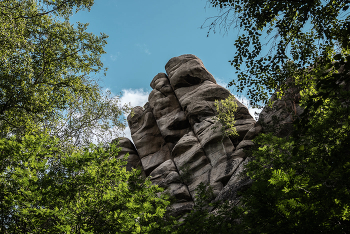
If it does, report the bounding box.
[0,0,111,137]
[207,0,350,107]
[49,88,130,149]
[214,95,239,138]
[242,130,350,232]
[200,3,350,229]
[174,65,350,232]
[0,1,166,233]
[234,59,350,232]
[0,133,170,233]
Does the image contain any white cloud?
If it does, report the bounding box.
[119,89,150,142]
[120,88,150,109]
[135,43,151,55]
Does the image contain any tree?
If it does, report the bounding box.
[0,1,170,233]
[206,0,350,107]
[239,70,350,232]
[175,61,350,233]
[47,87,130,149]
[0,0,113,138]
[0,133,170,233]
[199,1,350,232]
[214,95,239,138]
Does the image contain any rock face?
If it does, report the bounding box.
[120,54,262,216]
[127,103,172,175]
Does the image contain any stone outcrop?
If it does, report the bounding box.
[113,54,303,216]
[117,54,259,216]
[114,54,304,217]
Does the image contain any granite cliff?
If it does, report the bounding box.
[114,54,302,216]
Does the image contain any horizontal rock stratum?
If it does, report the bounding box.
[114,54,301,216]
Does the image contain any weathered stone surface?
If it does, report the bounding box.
[149,159,193,217]
[175,80,232,125]
[149,160,179,185]
[215,158,252,202]
[243,124,262,140]
[112,137,143,173]
[169,201,194,218]
[148,73,190,151]
[127,103,171,175]
[165,54,217,91]
[138,144,172,175]
[234,99,255,120]
[172,132,223,197]
[165,54,249,197]
[193,117,235,167]
[171,132,209,169]
[150,160,192,202]
[165,55,229,125]
[210,157,244,185]
[236,140,255,151]
[230,118,256,144]
[149,73,181,118]
[232,148,246,159]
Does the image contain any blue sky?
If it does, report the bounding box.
[69,0,261,139]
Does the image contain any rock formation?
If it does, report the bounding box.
[111,54,256,216]
[114,54,302,217]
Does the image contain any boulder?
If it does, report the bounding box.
[168,202,194,218]
[243,124,262,140]
[149,159,194,217]
[215,157,252,203]
[165,54,255,195]
[236,140,255,151]
[193,117,235,167]
[165,54,217,92]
